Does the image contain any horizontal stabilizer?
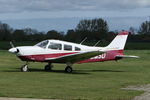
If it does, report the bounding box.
[116,55,140,59]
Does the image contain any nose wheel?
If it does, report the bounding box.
[21,64,29,72]
[65,66,73,73]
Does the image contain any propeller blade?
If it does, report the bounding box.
[10,41,15,48]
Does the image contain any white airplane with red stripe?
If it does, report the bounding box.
[8,31,139,73]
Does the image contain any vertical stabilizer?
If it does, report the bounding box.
[106,31,129,50]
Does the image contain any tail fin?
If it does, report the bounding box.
[106,31,129,50]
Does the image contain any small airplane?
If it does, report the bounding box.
[8,31,139,73]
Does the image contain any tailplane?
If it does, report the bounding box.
[105,31,139,59]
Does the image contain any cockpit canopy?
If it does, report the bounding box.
[35,40,62,50]
[35,40,49,48]
[35,40,81,51]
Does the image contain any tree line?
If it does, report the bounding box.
[0,18,150,43]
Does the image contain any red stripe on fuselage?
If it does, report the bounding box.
[18,52,79,62]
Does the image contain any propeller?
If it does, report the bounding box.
[9,41,20,53]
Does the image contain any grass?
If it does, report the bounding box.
[0,50,149,100]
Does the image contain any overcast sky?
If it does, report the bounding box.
[0,0,150,31]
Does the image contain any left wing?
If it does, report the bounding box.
[45,51,104,63]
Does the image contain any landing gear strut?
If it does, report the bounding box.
[44,63,53,71]
[21,62,29,72]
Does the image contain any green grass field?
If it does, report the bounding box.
[0,50,150,100]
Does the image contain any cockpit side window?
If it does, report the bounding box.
[75,47,81,51]
[64,44,72,51]
[35,40,49,48]
[48,42,62,50]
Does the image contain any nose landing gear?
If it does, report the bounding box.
[21,62,29,72]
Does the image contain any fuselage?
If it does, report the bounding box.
[9,39,122,63]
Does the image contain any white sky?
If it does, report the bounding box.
[0,0,150,19]
[0,0,150,31]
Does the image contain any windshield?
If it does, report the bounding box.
[35,40,49,48]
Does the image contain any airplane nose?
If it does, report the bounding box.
[8,48,19,53]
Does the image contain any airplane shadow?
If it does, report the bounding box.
[79,69,125,73]
[2,68,125,74]
[2,68,90,74]
[30,68,91,74]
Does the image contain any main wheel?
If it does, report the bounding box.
[44,64,53,71]
[21,65,28,72]
[65,66,72,73]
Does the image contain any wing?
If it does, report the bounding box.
[45,51,104,63]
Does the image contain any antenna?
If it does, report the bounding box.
[93,40,101,47]
[80,37,87,44]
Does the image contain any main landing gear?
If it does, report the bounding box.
[44,63,53,71]
[65,66,73,73]
[21,62,29,72]
[44,63,73,73]
[65,63,73,73]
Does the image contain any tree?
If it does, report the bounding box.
[139,21,150,34]
[30,32,46,41]
[23,28,38,35]
[46,30,64,40]
[75,18,109,41]
[0,22,12,41]
[129,27,137,35]
[12,30,26,41]
[65,29,81,42]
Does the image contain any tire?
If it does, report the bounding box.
[21,65,28,72]
[65,66,72,73]
[44,65,52,71]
